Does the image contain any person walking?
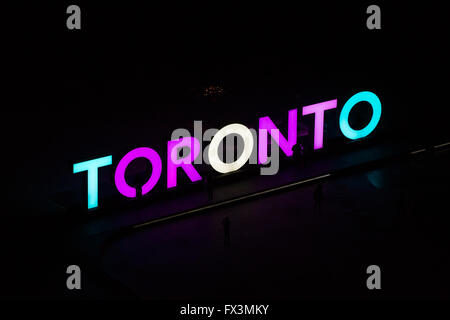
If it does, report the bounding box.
[313,184,323,215]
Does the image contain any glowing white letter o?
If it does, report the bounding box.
[208,123,254,173]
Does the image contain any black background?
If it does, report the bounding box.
[1,1,449,307]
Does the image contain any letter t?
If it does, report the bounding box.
[73,155,112,209]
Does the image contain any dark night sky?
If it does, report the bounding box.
[1,2,449,301]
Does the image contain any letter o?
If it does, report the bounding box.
[208,123,254,174]
[339,91,382,140]
[114,147,162,198]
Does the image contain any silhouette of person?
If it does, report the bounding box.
[298,143,304,157]
[222,216,231,247]
[294,143,305,159]
[313,184,323,214]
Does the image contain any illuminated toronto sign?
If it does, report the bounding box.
[73,91,382,209]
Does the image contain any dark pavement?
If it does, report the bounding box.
[96,146,450,299]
